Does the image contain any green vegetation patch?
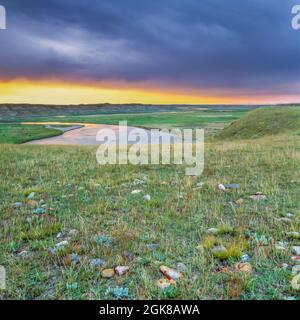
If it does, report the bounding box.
[217,106,300,140]
[0,124,62,144]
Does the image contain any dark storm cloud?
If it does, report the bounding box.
[0,0,299,93]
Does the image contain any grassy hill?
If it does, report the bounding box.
[217,106,300,140]
[0,133,299,300]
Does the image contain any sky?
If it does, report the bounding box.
[0,0,299,104]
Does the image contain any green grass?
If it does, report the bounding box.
[217,106,300,140]
[0,124,62,144]
[16,110,247,130]
[0,106,299,300]
[0,104,258,121]
[0,133,299,300]
[0,109,248,144]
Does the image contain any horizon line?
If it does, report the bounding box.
[1,102,300,107]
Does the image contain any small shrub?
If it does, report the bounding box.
[202,235,218,250]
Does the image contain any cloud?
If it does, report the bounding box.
[0,0,299,96]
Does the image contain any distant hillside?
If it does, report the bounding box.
[0,104,258,121]
[217,105,300,139]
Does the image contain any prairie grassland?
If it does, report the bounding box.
[0,109,248,144]
[22,110,246,130]
[0,104,255,121]
[0,133,299,300]
[0,124,62,144]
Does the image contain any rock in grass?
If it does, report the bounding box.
[94,234,111,245]
[292,246,300,255]
[101,268,115,278]
[63,253,80,266]
[55,240,68,248]
[12,202,22,209]
[235,262,252,274]
[284,296,297,301]
[276,242,288,251]
[287,232,300,239]
[225,184,240,189]
[195,182,204,188]
[32,207,47,215]
[68,229,79,237]
[70,253,80,264]
[175,262,188,272]
[235,198,244,205]
[218,184,228,192]
[132,179,146,186]
[275,244,286,251]
[115,266,130,276]
[17,250,29,257]
[291,256,300,263]
[156,278,176,290]
[275,217,292,224]
[207,228,219,235]
[159,265,182,280]
[27,200,38,208]
[27,192,35,200]
[240,254,250,262]
[131,190,142,194]
[62,255,72,266]
[292,265,300,275]
[212,245,227,255]
[248,193,267,201]
[105,286,130,299]
[66,282,78,290]
[143,194,151,201]
[146,243,159,250]
[90,258,106,268]
[282,263,289,270]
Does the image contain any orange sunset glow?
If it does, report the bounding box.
[0,80,299,105]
